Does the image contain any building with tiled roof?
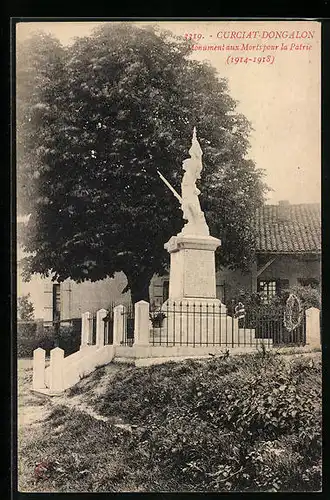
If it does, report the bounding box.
[255,202,321,254]
[249,201,321,302]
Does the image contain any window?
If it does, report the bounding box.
[52,284,61,321]
[258,280,277,303]
[298,278,319,289]
[258,279,290,302]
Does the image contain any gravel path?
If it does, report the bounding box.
[17,359,121,429]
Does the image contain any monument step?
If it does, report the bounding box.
[149,337,273,348]
[149,327,273,347]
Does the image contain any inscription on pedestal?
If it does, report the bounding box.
[183,249,216,298]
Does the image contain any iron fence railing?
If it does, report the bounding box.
[244,308,306,346]
[148,302,306,348]
[121,305,135,346]
[20,300,307,350]
[149,302,264,347]
[103,309,113,345]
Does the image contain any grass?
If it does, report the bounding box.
[17,351,322,493]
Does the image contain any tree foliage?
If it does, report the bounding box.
[17,23,269,302]
[17,293,35,321]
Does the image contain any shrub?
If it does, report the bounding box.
[229,285,320,318]
[228,286,320,346]
[96,353,322,492]
[17,321,37,339]
[149,311,166,328]
[281,285,321,310]
[17,321,54,357]
[17,323,81,357]
[19,352,321,492]
[57,325,81,355]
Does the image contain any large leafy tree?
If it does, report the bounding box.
[17,23,269,303]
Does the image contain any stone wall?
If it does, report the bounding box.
[60,273,131,318]
[258,255,320,286]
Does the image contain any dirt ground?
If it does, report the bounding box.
[17,358,124,430]
[17,359,52,428]
[17,358,122,491]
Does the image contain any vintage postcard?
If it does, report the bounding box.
[15,19,321,493]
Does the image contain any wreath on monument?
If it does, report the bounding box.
[283,293,303,332]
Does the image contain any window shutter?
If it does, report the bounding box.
[276,279,289,294]
[53,284,61,321]
[60,281,71,321]
[43,282,53,322]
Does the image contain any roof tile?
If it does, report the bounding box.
[255,203,321,253]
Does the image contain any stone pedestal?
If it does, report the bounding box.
[161,298,232,346]
[162,233,227,345]
[165,234,223,300]
[154,128,262,351]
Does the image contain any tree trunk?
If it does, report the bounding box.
[126,271,153,305]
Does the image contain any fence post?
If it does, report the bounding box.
[32,347,46,390]
[49,347,64,393]
[113,305,126,345]
[96,308,107,347]
[233,317,239,347]
[54,318,60,348]
[305,307,321,348]
[134,301,150,346]
[81,311,92,348]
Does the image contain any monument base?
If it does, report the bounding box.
[161,232,227,346]
[160,298,228,346]
[154,298,261,348]
[165,233,221,300]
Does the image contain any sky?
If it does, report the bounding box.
[16,20,321,205]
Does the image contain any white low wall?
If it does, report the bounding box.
[74,344,114,380]
[44,345,114,391]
